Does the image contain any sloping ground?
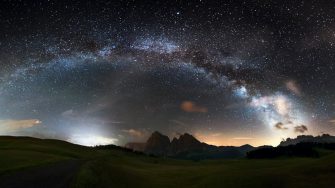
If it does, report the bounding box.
[0,136,90,174]
[0,160,81,188]
[73,151,335,188]
[0,136,90,188]
[1,136,335,188]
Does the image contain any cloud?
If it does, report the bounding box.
[274,122,288,130]
[0,119,42,132]
[286,80,301,96]
[170,119,188,127]
[180,101,208,113]
[122,129,146,137]
[294,125,308,133]
[211,133,222,137]
[329,120,335,124]
[61,109,74,117]
[232,137,254,140]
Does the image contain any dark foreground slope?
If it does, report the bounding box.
[247,142,335,159]
[1,136,335,188]
[0,160,81,188]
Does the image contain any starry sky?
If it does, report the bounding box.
[1,0,335,146]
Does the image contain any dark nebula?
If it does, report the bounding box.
[0,0,334,146]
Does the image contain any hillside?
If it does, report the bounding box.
[1,136,335,187]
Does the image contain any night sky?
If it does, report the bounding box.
[1,0,335,146]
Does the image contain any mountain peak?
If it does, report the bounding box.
[126,131,256,159]
[169,133,204,154]
[178,133,201,144]
[144,131,170,155]
[240,144,253,148]
[152,131,165,137]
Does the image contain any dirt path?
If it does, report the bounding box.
[0,160,82,188]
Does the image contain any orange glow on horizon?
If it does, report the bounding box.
[193,132,282,147]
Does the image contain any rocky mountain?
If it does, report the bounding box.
[126,131,256,159]
[125,133,335,159]
[169,133,205,154]
[144,131,170,155]
[279,134,335,146]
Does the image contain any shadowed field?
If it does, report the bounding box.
[1,136,335,188]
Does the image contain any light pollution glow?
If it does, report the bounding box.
[1,0,335,147]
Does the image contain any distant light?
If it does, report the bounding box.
[34,120,42,124]
[68,134,118,146]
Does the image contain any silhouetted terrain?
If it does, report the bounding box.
[2,136,335,188]
[248,135,335,159]
[126,131,256,159]
[0,160,81,188]
[280,134,335,146]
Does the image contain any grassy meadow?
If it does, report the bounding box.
[1,136,335,188]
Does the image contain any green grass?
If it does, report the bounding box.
[0,136,92,174]
[73,153,335,188]
[1,136,335,188]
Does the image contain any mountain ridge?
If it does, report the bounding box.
[279,134,335,146]
[126,131,256,159]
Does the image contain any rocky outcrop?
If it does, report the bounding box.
[126,131,256,159]
[169,133,205,154]
[279,134,335,146]
[144,131,170,155]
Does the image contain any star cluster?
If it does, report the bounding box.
[0,0,335,146]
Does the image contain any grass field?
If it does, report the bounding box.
[1,136,335,188]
